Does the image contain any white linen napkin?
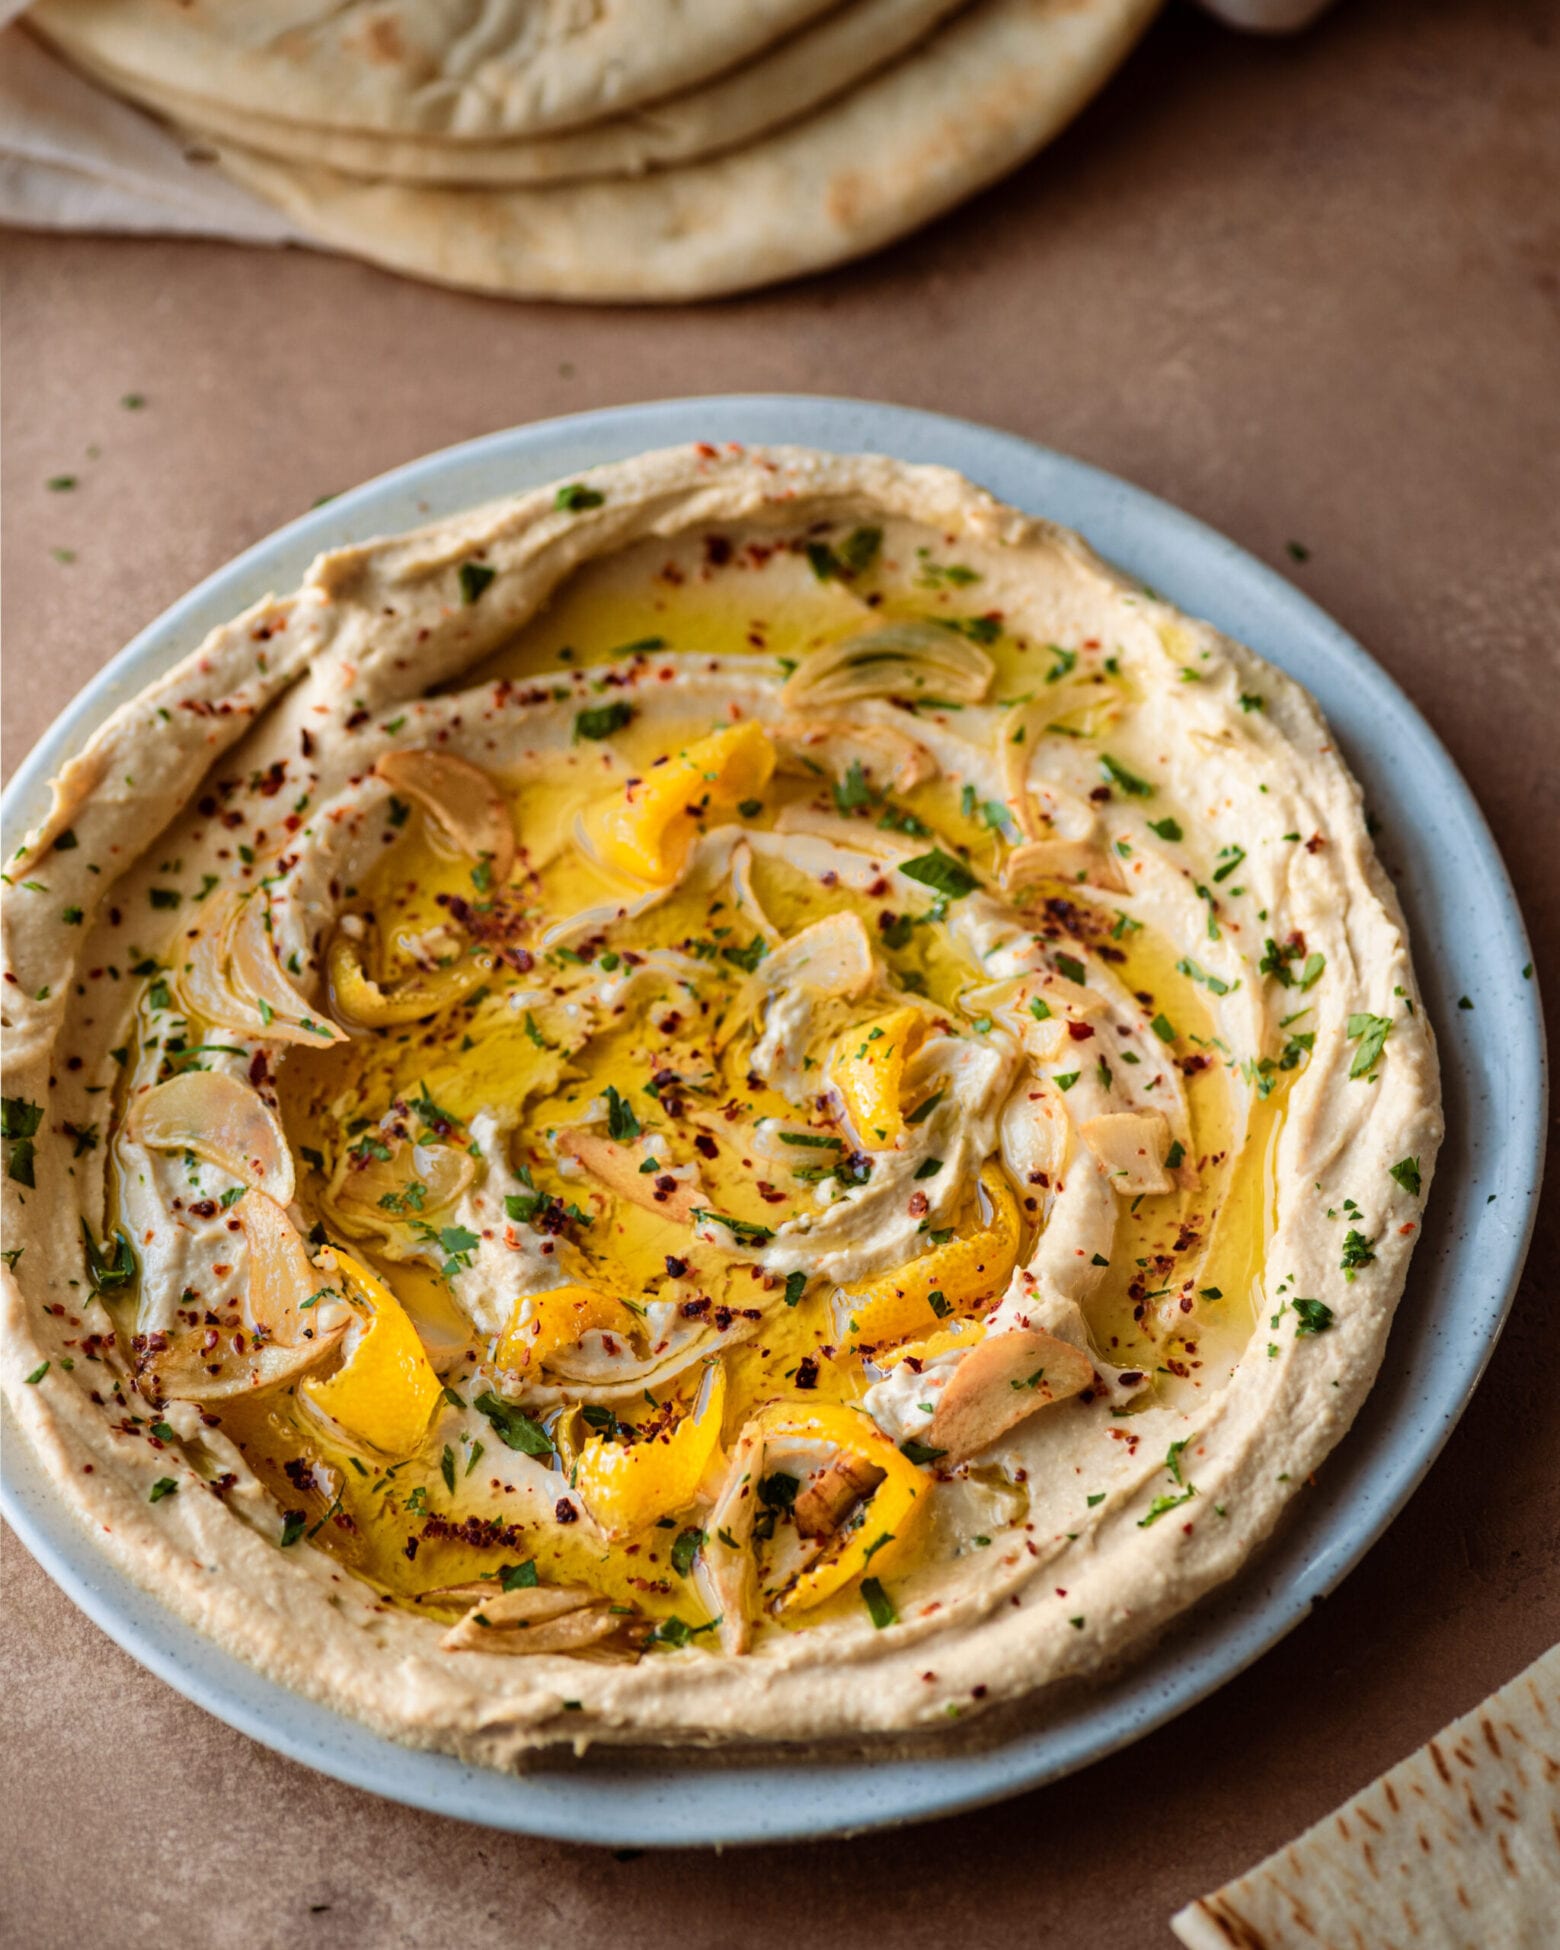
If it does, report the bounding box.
[0,17,303,244]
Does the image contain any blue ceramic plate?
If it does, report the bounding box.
[2,398,1544,1846]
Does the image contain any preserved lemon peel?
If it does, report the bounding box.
[842,1164,1021,1349]
[751,1402,926,1615]
[302,1251,442,1459]
[573,1364,727,1540]
[327,923,490,1028]
[878,1319,986,1369]
[828,1004,930,1149]
[495,1284,638,1376]
[580,722,775,885]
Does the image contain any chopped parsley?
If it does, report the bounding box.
[1176,956,1231,996]
[1211,845,1246,884]
[458,560,496,604]
[720,935,769,975]
[605,1084,642,1144]
[670,1527,706,1577]
[1138,1489,1195,1527]
[1346,1012,1392,1078]
[1389,1156,1422,1198]
[2,1096,43,1187]
[900,849,978,901]
[82,1223,137,1293]
[1100,754,1153,797]
[860,1577,897,1630]
[691,1208,774,1247]
[574,700,635,742]
[473,1392,553,1458]
[935,613,1002,646]
[1340,1230,1376,1280]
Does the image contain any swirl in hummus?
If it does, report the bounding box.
[0,445,1442,1760]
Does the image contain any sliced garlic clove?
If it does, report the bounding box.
[374,748,516,884]
[774,718,939,795]
[440,1595,633,1656]
[758,909,876,998]
[227,890,346,1046]
[1078,1109,1173,1196]
[696,1425,767,1656]
[928,1327,1095,1464]
[1003,838,1125,895]
[138,1327,347,1405]
[127,1070,295,1207]
[323,1134,476,1248]
[781,621,993,710]
[425,1582,599,1624]
[239,1189,337,1346]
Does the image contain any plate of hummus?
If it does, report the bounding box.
[1,399,1542,1844]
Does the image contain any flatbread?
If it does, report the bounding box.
[25,0,842,141]
[39,0,970,187]
[1172,1643,1560,1950]
[203,0,1163,302]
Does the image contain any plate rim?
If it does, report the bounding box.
[2,394,1546,1847]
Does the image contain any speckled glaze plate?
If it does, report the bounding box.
[2,398,1544,1846]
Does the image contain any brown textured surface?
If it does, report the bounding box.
[2,0,1557,1943]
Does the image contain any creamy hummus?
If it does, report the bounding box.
[0,445,1441,1761]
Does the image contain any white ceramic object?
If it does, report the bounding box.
[1197,0,1340,31]
[2,397,1544,1846]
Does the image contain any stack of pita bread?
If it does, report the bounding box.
[23,0,1161,300]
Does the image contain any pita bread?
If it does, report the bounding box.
[203,0,1162,302]
[25,0,841,141]
[40,0,970,187]
[1172,1643,1560,1950]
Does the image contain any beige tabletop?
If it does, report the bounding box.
[3,2,1557,1943]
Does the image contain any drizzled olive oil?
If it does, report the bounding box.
[190,532,1273,1628]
